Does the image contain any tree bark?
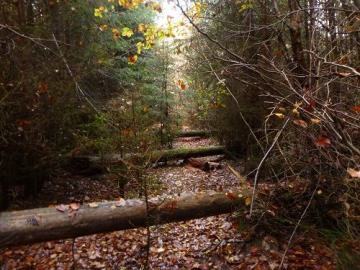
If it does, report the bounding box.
[0,191,245,248]
[287,0,306,80]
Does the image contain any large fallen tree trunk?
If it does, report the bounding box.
[0,191,245,248]
[83,145,226,165]
[146,146,225,162]
[175,130,212,138]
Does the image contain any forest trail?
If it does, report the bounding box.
[0,134,335,269]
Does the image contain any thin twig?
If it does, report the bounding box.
[278,180,320,269]
[250,118,290,216]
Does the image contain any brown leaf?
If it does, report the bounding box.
[347,168,360,178]
[226,192,238,201]
[70,203,80,211]
[245,197,252,206]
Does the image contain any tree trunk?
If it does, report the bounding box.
[287,0,306,81]
[0,191,245,248]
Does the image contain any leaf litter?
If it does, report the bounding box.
[0,137,336,269]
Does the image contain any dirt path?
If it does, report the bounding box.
[0,137,335,269]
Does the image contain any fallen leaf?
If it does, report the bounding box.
[156,247,165,253]
[115,198,126,207]
[89,202,99,208]
[56,204,68,213]
[70,203,80,211]
[315,136,331,147]
[128,55,138,65]
[274,113,285,119]
[347,168,360,178]
[293,119,308,128]
[352,105,360,112]
[310,118,321,124]
[338,72,351,77]
[226,192,238,200]
[245,197,252,206]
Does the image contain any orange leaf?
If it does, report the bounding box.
[352,106,360,112]
[293,119,308,128]
[128,55,138,65]
[38,82,48,94]
[315,136,331,147]
[177,80,187,90]
[310,118,321,124]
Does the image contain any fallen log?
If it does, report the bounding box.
[146,146,225,162]
[78,146,226,166]
[175,130,212,138]
[0,191,245,248]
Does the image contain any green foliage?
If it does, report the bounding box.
[0,0,175,207]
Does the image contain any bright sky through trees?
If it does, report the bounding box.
[156,0,184,27]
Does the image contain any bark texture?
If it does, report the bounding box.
[0,191,244,248]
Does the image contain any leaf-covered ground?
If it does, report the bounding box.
[0,137,336,269]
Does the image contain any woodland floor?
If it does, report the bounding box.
[0,136,336,270]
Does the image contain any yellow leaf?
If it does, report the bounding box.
[274,113,285,119]
[99,24,108,31]
[138,23,146,32]
[94,8,103,17]
[245,197,252,206]
[118,0,143,9]
[136,42,144,54]
[311,118,321,124]
[112,28,120,39]
[121,27,134,38]
[292,101,302,116]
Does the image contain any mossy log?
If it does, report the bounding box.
[79,146,226,166]
[175,130,212,138]
[0,191,245,248]
[145,146,225,162]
